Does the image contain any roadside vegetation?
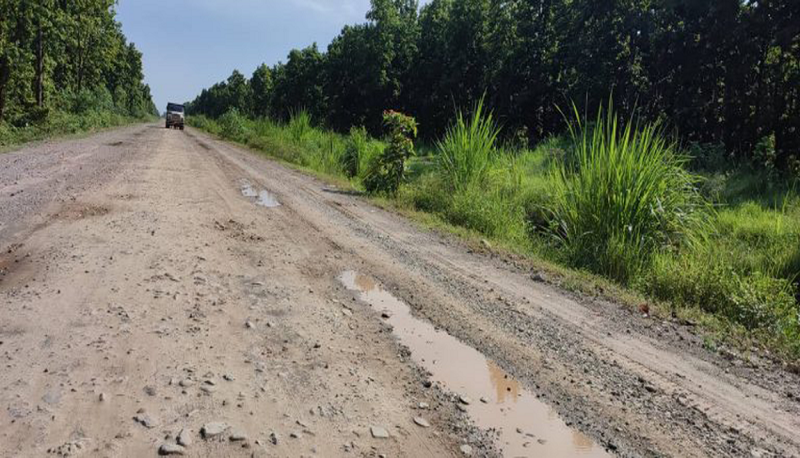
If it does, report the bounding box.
[1,1,158,150]
[187,0,800,360]
[191,106,800,360]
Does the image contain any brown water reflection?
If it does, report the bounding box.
[340,271,610,457]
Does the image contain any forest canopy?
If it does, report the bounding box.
[187,0,799,171]
[0,0,157,130]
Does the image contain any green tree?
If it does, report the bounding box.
[250,63,273,118]
[270,44,325,122]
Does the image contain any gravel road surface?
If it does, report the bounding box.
[0,124,798,457]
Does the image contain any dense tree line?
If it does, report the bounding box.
[0,0,157,126]
[187,0,799,169]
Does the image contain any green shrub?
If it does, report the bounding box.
[189,115,221,135]
[218,108,248,141]
[646,251,798,339]
[342,127,379,178]
[753,133,777,171]
[364,111,417,195]
[436,98,501,191]
[287,110,313,142]
[548,102,705,283]
[305,131,345,176]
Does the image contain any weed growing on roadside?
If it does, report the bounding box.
[548,102,705,283]
[436,98,501,192]
[363,111,417,195]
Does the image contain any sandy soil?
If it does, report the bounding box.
[0,124,798,458]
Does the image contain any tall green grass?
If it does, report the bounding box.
[436,98,501,191]
[191,106,800,359]
[548,103,705,282]
[341,126,383,180]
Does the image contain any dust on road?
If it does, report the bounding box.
[0,124,798,457]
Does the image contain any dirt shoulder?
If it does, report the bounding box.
[0,125,798,458]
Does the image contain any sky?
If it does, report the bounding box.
[117,0,427,111]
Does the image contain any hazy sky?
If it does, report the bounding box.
[117,0,425,110]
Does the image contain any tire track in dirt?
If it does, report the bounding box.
[186,128,800,458]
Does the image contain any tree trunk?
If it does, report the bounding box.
[36,22,44,107]
[0,57,9,122]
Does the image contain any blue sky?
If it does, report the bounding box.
[117,0,428,110]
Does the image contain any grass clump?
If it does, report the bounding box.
[548,103,705,283]
[341,126,382,180]
[436,98,501,191]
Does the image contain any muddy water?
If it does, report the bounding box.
[340,271,610,458]
[240,180,280,208]
[256,190,280,208]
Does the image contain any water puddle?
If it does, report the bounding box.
[256,190,280,208]
[240,180,280,208]
[339,271,610,458]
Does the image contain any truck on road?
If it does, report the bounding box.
[165,103,185,130]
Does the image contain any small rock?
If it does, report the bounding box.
[133,414,158,429]
[98,393,106,402]
[158,443,186,456]
[269,432,280,445]
[289,432,301,439]
[370,426,390,439]
[479,397,488,404]
[418,402,429,409]
[531,272,546,282]
[381,311,391,319]
[460,444,474,455]
[144,386,157,396]
[201,422,229,439]
[458,395,472,405]
[200,385,217,394]
[177,428,192,447]
[179,379,195,388]
[245,321,256,329]
[229,430,248,442]
[413,417,430,428]
[223,374,235,382]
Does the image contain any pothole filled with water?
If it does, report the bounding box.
[240,180,280,208]
[339,271,610,457]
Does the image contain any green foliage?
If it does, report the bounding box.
[218,108,248,141]
[183,0,800,357]
[186,0,799,174]
[0,0,156,138]
[646,250,798,351]
[436,98,500,191]
[192,106,800,358]
[547,103,705,283]
[287,110,313,142]
[341,126,382,179]
[364,111,417,194]
[250,64,273,118]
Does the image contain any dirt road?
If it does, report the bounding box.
[0,124,798,458]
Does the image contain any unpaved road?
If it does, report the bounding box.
[0,124,798,458]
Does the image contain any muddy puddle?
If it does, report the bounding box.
[240,180,280,208]
[340,271,610,458]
